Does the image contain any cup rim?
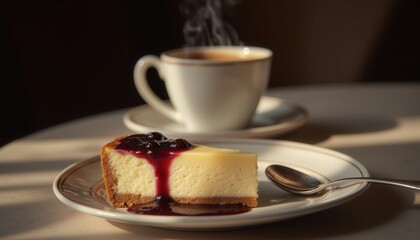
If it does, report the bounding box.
[161,46,272,65]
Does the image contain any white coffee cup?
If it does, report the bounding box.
[133,46,272,132]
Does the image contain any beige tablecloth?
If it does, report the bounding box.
[1,83,419,239]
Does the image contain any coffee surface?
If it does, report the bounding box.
[169,51,261,61]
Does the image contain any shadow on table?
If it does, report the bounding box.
[0,159,76,174]
[0,190,78,239]
[278,116,397,144]
[279,122,332,144]
[109,184,414,239]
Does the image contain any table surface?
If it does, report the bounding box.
[1,82,419,239]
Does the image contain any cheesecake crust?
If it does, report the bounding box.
[107,194,257,208]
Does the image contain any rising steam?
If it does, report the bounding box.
[180,0,243,46]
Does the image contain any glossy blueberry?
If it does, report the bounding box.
[147,132,167,141]
[170,139,192,149]
[127,134,148,141]
[145,140,160,149]
[117,132,192,154]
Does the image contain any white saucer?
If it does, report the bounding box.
[53,139,369,230]
[123,96,308,139]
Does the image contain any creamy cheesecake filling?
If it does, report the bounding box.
[101,132,258,210]
[170,145,258,198]
[107,150,156,196]
[107,145,258,198]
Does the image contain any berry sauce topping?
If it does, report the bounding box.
[116,132,192,156]
[115,132,193,203]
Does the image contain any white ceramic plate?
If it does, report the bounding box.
[123,96,308,139]
[53,139,369,231]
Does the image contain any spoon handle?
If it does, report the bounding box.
[322,178,420,191]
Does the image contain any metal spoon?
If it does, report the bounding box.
[265,164,420,196]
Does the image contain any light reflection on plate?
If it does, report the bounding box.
[53,139,369,230]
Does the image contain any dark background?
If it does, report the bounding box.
[2,0,419,146]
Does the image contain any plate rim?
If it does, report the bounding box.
[53,138,369,230]
[123,96,309,139]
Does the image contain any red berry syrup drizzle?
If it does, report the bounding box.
[115,132,192,203]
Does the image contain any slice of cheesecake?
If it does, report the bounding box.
[100,132,258,208]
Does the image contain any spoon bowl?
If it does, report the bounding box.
[265,164,420,196]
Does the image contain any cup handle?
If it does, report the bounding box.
[133,55,183,123]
